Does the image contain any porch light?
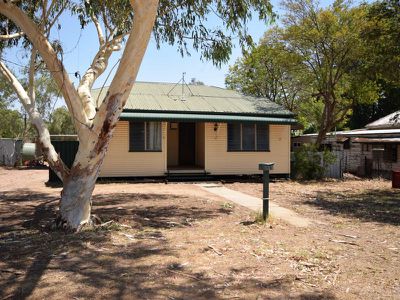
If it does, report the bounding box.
[214,123,219,131]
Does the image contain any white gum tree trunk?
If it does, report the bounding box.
[0,0,160,231]
[59,167,98,229]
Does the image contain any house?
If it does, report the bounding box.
[292,110,400,178]
[89,82,296,178]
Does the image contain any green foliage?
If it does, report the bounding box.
[227,0,383,140]
[0,77,18,109]
[362,0,400,84]
[226,28,316,131]
[293,144,336,180]
[297,99,324,133]
[348,0,400,129]
[0,109,24,138]
[1,71,60,120]
[154,0,274,65]
[281,0,379,140]
[226,29,307,108]
[349,82,400,129]
[33,72,61,121]
[48,107,76,135]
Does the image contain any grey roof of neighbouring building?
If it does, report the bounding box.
[91,82,296,124]
[365,110,400,129]
[297,128,400,138]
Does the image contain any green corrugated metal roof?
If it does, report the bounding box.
[120,112,297,124]
[91,82,294,118]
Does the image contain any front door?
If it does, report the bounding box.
[179,122,196,166]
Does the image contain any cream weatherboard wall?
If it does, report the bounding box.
[167,123,179,167]
[195,123,205,167]
[100,121,167,177]
[204,123,290,175]
[100,121,291,177]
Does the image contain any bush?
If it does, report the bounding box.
[293,144,336,180]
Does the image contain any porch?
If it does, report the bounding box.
[166,122,206,174]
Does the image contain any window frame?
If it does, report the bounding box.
[129,121,162,152]
[361,143,370,153]
[384,144,398,163]
[227,123,270,152]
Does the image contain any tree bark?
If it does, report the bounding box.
[59,166,98,230]
[316,98,335,146]
[58,131,108,229]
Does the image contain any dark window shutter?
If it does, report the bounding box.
[129,122,145,151]
[257,124,269,151]
[242,124,255,151]
[391,144,398,162]
[227,123,241,151]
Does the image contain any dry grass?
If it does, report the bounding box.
[0,168,399,299]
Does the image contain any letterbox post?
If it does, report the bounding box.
[258,163,275,221]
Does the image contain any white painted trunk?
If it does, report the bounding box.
[59,132,110,230]
[60,171,97,229]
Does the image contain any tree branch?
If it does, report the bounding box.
[91,13,105,47]
[0,61,69,181]
[101,5,113,40]
[0,31,23,39]
[28,47,36,106]
[0,0,90,138]
[77,34,126,120]
[46,0,56,20]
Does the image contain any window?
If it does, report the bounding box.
[343,139,351,150]
[384,144,398,162]
[227,123,269,151]
[129,122,161,152]
[293,142,302,148]
[372,144,397,162]
[372,144,384,160]
[242,124,256,151]
[361,144,370,153]
[227,123,241,151]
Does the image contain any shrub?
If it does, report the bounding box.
[293,144,336,180]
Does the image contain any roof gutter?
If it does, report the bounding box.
[122,108,294,118]
[120,112,297,125]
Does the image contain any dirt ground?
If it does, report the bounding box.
[0,168,399,300]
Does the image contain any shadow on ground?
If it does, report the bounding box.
[1,189,337,299]
[305,189,400,225]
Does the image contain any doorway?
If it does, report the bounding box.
[179,122,196,166]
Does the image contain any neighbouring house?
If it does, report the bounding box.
[292,110,400,178]
[79,81,295,179]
